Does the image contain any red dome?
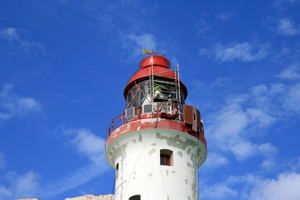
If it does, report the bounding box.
[123,55,188,99]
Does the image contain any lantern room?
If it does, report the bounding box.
[123,55,188,120]
[107,53,205,139]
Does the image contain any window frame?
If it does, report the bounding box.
[160,149,173,166]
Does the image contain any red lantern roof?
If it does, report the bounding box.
[123,55,188,99]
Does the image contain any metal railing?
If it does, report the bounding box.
[108,101,183,136]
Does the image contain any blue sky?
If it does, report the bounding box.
[1,0,300,199]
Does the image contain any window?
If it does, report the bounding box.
[116,163,119,180]
[160,154,170,165]
[126,80,150,109]
[160,149,173,166]
[129,195,141,200]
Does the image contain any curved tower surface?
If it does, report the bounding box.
[105,53,207,200]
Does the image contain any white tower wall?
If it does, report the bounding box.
[106,126,207,200]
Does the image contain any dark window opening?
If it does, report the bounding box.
[160,154,170,165]
[116,163,119,180]
[160,149,173,166]
[129,194,141,200]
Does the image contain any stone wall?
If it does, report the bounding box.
[65,194,115,200]
[18,199,41,200]
[18,194,115,200]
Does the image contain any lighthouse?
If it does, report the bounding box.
[105,50,207,200]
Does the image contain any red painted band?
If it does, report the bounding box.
[106,118,207,149]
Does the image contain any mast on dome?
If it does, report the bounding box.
[142,48,165,56]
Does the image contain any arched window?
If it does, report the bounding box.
[129,194,141,200]
[160,149,173,166]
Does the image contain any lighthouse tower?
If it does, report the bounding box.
[105,50,207,200]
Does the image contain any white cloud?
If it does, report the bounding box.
[211,77,229,88]
[122,34,156,58]
[260,159,276,170]
[230,142,257,160]
[246,108,276,128]
[202,169,300,199]
[198,19,210,35]
[199,42,271,62]
[257,143,278,156]
[277,64,300,80]
[216,12,234,21]
[204,152,229,169]
[66,128,106,165]
[205,83,278,161]
[249,172,300,200]
[43,163,106,197]
[202,162,300,199]
[0,152,5,169]
[231,142,278,162]
[21,41,45,54]
[199,183,238,199]
[14,171,41,198]
[269,83,286,95]
[276,18,300,36]
[0,128,109,199]
[247,80,300,116]
[274,0,299,5]
[0,28,18,41]
[282,82,300,113]
[202,63,300,161]
[0,28,45,53]
[0,171,41,199]
[42,128,109,197]
[0,84,41,121]
[197,63,300,198]
[0,186,12,198]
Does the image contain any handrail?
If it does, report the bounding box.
[108,102,183,136]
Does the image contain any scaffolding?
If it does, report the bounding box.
[149,56,181,103]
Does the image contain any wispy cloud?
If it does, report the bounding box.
[0,28,18,41]
[0,84,41,121]
[43,163,106,197]
[0,152,6,170]
[201,63,300,162]
[0,28,45,54]
[14,171,41,198]
[249,172,300,200]
[277,63,300,80]
[216,12,234,21]
[65,128,106,166]
[122,34,156,58]
[199,182,238,199]
[0,171,41,199]
[42,128,109,197]
[274,0,300,7]
[276,18,300,36]
[275,0,299,4]
[200,167,300,200]
[0,186,12,198]
[198,19,210,35]
[210,77,229,89]
[203,152,229,169]
[0,128,109,199]
[206,100,276,161]
[260,159,276,170]
[199,42,271,62]
[282,83,300,113]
